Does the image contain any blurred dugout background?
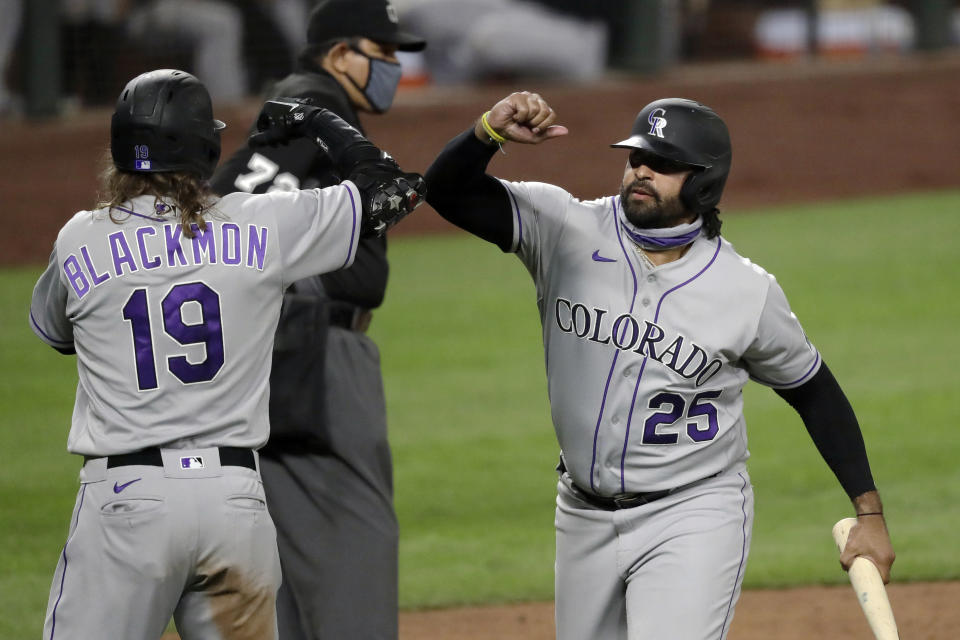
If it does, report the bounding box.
[1,0,959,119]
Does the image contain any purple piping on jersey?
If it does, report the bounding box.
[30,311,74,348]
[49,484,87,639]
[717,472,750,640]
[751,351,821,387]
[504,184,523,250]
[341,184,359,269]
[588,196,640,492]
[618,235,722,492]
[112,205,167,222]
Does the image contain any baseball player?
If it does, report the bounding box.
[210,2,425,637]
[424,92,895,639]
[29,69,424,640]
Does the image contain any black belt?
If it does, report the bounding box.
[328,304,372,332]
[93,447,256,470]
[566,472,720,511]
[568,482,673,510]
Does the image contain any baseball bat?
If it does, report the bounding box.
[832,517,900,640]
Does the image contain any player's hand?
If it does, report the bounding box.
[840,514,896,584]
[250,98,323,147]
[477,91,569,146]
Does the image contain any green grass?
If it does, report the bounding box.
[0,268,80,640]
[2,190,958,636]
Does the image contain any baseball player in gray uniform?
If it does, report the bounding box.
[424,92,895,639]
[28,69,424,640]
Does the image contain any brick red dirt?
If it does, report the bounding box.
[9,55,959,639]
[396,581,959,639]
[163,581,960,639]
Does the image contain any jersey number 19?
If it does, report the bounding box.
[122,282,225,391]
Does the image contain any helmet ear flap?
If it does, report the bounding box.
[679,170,709,215]
[679,163,730,215]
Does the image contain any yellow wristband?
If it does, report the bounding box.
[481,111,508,145]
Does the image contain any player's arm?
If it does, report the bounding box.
[251,100,426,237]
[425,91,569,251]
[211,91,347,196]
[29,248,75,355]
[775,363,896,582]
[423,129,514,250]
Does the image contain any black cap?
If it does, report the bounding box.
[307,0,426,52]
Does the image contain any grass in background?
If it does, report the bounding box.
[1,190,957,635]
[0,268,79,640]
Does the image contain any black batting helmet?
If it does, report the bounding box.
[611,98,731,215]
[111,69,225,180]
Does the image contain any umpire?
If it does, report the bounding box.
[210,1,426,638]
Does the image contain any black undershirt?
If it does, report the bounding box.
[424,128,513,251]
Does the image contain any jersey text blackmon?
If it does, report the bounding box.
[63,221,269,299]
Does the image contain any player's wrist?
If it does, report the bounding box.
[475,112,507,154]
[851,490,883,517]
[474,120,499,147]
[473,121,491,143]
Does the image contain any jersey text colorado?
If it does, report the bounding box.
[555,296,722,386]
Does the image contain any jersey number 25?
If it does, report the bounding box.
[643,390,722,444]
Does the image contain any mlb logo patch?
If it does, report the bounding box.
[180,456,205,470]
[135,160,152,170]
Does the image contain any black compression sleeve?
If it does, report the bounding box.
[424,128,514,251]
[775,362,876,499]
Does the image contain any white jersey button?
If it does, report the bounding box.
[611,416,620,425]
[641,298,651,307]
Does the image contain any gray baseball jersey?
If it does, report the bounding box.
[501,180,819,639]
[31,184,361,640]
[501,180,820,495]
[30,186,361,457]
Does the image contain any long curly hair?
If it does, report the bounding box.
[97,156,216,239]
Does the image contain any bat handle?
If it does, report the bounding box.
[832,518,900,640]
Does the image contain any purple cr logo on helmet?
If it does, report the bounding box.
[647,108,667,138]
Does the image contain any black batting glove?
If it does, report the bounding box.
[250,98,321,148]
[251,99,379,170]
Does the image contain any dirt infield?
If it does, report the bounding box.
[12,54,960,638]
[398,582,960,639]
[161,580,960,639]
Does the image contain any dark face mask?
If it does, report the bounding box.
[348,46,402,113]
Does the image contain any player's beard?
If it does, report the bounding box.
[620,179,690,229]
